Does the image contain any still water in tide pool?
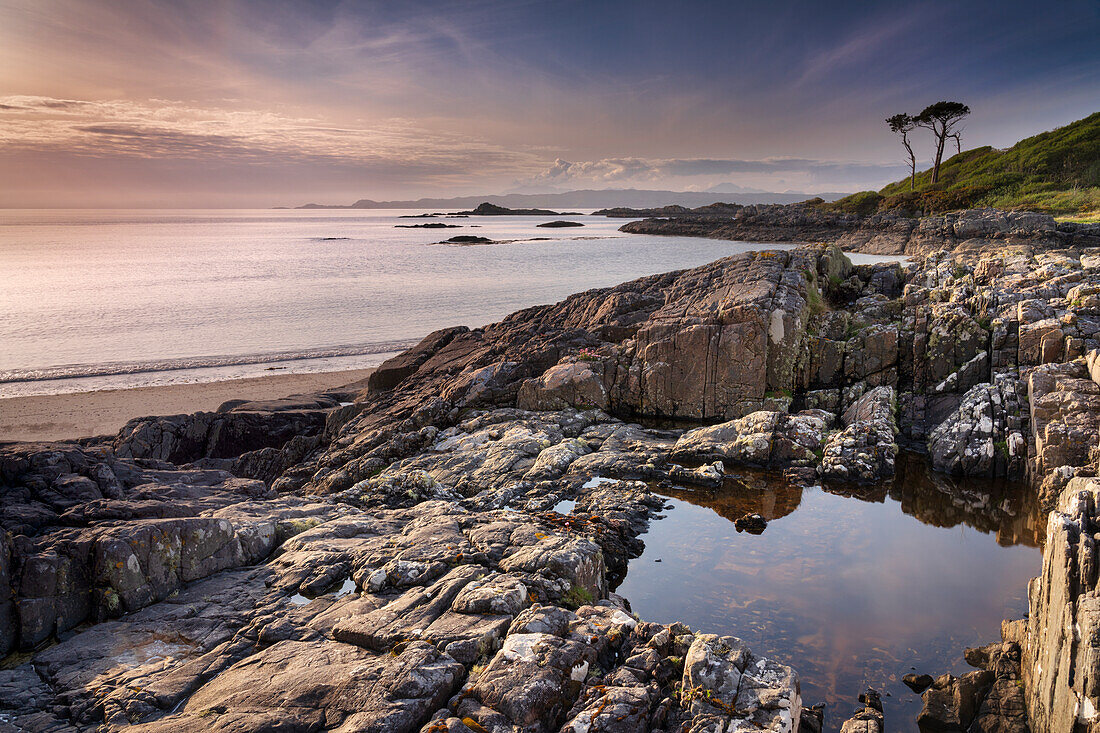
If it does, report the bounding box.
[614,453,1043,732]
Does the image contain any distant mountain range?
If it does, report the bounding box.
[296,187,850,211]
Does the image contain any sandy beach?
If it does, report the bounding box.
[0,368,375,443]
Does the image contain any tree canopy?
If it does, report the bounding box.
[886,113,918,190]
[914,102,971,184]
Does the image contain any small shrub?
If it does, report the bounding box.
[826,190,883,216]
[806,279,828,316]
[563,585,596,609]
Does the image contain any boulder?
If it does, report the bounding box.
[517,360,609,411]
[671,410,831,468]
[367,326,470,392]
[128,639,465,732]
[681,634,800,732]
[620,249,829,420]
[927,376,1027,478]
[469,632,594,731]
[917,671,994,732]
[904,673,935,693]
[820,386,898,482]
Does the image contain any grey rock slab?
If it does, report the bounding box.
[127,639,465,733]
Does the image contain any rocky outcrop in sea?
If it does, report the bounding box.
[2,209,1100,732]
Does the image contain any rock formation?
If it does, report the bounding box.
[1006,474,1100,733]
[3,210,1100,732]
[0,410,804,732]
[618,204,1100,257]
[536,220,585,228]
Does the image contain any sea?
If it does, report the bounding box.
[0,208,896,398]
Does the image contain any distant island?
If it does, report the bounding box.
[450,202,578,216]
[295,187,849,211]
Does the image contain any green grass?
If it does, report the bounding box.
[823,190,884,216]
[1057,209,1100,224]
[995,187,1100,217]
[819,111,1100,216]
[562,585,596,609]
[806,286,827,317]
[804,272,829,317]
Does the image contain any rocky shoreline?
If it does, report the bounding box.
[3,207,1100,732]
[615,203,1100,257]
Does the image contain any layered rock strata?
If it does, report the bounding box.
[1008,475,1100,733]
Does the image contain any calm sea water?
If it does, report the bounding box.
[0,208,897,397]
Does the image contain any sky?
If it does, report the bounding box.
[1,0,1098,207]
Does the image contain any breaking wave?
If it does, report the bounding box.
[0,340,416,385]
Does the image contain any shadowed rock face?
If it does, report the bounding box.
[111,396,338,464]
[367,326,471,392]
[1009,477,1100,733]
[621,248,819,420]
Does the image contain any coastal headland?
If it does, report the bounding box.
[2,203,1100,733]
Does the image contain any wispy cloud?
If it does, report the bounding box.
[528,156,908,190]
[794,6,939,86]
[0,95,543,179]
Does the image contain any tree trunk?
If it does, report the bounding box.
[931,126,946,184]
[903,135,916,191]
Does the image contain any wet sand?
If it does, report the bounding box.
[0,368,375,443]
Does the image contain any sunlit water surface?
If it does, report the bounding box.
[0,208,897,396]
[614,453,1043,732]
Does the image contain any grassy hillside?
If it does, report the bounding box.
[827,111,1100,217]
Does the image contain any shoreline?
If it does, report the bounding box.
[2,220,1098,732]
[0,367,375,443]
